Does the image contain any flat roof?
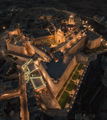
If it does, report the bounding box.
[46,54,74,78]
[87,30,100,41]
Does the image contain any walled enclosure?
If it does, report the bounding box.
[39,55,77,97]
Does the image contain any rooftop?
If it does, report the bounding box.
[46,54,74,78]
[87,30,100,41]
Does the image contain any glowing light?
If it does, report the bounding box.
[89,25,91,28]
[91,28,94,31]
[3,27,5,29]
[73,23,75,25]
[85,21,88,23]
[106,43,107,45]
[101,38,103,41]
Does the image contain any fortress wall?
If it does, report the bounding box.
[55,55,77,97]
[39,62,55,95]
[39,55,77,97]
[6,40,28,55]
[67,36,86,54]
[86,36,102,49]
[26,41,52,62]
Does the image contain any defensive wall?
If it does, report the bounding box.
[39,55,77,97]
[86,36,102,49]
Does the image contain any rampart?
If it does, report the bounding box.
[39,55,77,97]
[86,36,102,49]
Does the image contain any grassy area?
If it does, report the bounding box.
[7,55,18,61]
[56,63,78,100]
[5,68,17,76]
[77,64,83,71]
[66,81,74,91]
[58,91,69,109]
[56,86,64,100]
[95,46,103,51]
[12,62,17,68]
[7,54,13,58]
[72,71,79,80]
[83,45,106,55]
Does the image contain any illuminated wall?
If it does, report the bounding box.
[67,36,86,54]
[6,40,28,55]
[26,41,52,62]
[86,36,102,49]
[57,31,82,52]
[55,29,65,43]
[39,55,77,97]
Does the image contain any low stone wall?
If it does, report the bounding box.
[67,36,86,54]
[86,36,102,49]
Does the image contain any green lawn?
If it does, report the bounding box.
[56,63,78,100]
[77,64,83,71]
[12,62,17,68]
[58,91,69,109]
[56,86,64,100]
[12,57,18,61]
[5,68,17,76]
[7,54,18,61]
[66,81,75,91]
[7,54,13,58]
[72,71,79,80]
